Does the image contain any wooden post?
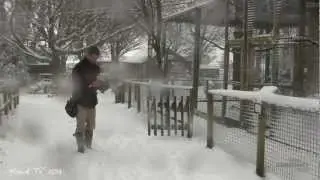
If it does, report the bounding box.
[180,96,185,136]
[8,91,12,111]
[128,84,132,108]
[16,90,19,105]
[241,0,249,91]
[206,93,214,149]
[16,89,19,106]
[121,84,126,104]
[147,96,151,136]
[160,95,164,136]
[134,84,137,102]
[191,8,202,110]
[256,102,267,177]
[4,91,8,115]
[173,96,178,135]
[187,90,194,138]
[239,0,249,129]
[152,97,158,136]
[222,0,230,118]
[0,98,2,125]
[305,0,319,95]
[271,0,281,85]
[12,91,16,108]
[14,94,17,109]
[293,0,307,96]
[137,85,141,113]
[152,97,157,136]
[166,95,171,136]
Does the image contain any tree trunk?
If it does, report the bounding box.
[110,41,120,63]
[0,0,6,34]
[110,41,122,103]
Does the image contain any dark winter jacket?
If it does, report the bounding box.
[72,58,105,108]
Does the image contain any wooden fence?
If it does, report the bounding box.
[117,81,320,179]
[0,86,20,126]
[117,80,195,138]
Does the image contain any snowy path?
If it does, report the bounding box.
[0,91,280,180]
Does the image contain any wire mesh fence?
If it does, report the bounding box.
[206,89,320,180]
[264,105,320,180]
[209,95,259,164]
[118,79,319,179]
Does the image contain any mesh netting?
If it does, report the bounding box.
[205,93,319,180]
[210,95,259,164]
[264,105,320,180]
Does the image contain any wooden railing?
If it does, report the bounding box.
[0,85,20,125]
[116,80,195,138]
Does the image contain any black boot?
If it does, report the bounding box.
[85,130,93,149]
[73,132,85,153]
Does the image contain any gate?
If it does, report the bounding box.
[147,95,192,137]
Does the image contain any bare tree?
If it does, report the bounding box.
[108,30,143,62]
[0,0,28,79]
[6,0,135,74]
[124,1,194,77]
[165,21,225,65]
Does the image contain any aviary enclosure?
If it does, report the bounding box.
[118,0,319,180]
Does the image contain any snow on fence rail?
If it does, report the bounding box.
[209,86,320,112]
[207,86,320,180]
[123,79,193,89]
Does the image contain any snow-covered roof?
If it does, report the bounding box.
[163,0,300,26]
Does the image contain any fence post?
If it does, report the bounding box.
[0,96,2,126]
[137,85,141,113]
[256,102,267,177]
[152,96,157,136]
[173,96,178,135]
[13,90,16,109]
[206,93,214,149]
[147,96,151,136]
[166,95,171,136]
[14,91,17,109]
[8,91,12,111]
[121,84,125,104]
[128,83,132,108]
[187,89,194,138]
[4,91,8,115]
[180,96,185,136]
[17,89,19,105]
[160,95,164,136]
[134,84,137,101]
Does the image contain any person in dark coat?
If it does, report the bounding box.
[72,46,108,153]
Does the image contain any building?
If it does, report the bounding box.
[27,63,52,80]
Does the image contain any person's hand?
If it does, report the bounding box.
[89,80,103,88]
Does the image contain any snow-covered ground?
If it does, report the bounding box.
[0,91,281,180]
